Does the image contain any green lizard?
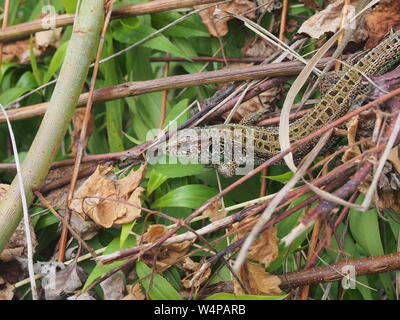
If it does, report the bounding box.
[152,30,400,177]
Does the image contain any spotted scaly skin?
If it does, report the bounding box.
[216,31,400,160]
[165,31,400,171]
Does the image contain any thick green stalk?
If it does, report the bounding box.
[0,1,104,253]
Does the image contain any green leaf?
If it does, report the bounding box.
[120,220,136,248]
[152,184,218,209]
[136,261,182,300]
[0,87,30,105]
[101,36,124,152]
[113,24,188,58]
[149,159,210,178]
[163,98,190,127]
[43,41,69,83]
[152,12,209,38]
[349,194,394,299]
[63,0,78,13]
[205,293,287,300]
[119,16,141,30]
[83,236,136,290]
[147,169,168,196]
[266,171,294,183]
[30,37,42,86]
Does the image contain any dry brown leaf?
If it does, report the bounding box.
[1,28,61,64]
[255,0,281,13]
[35,28,62,50]
[241,36,278,57]
[365,0,400,49]
[234,261,282,295]
[35,262,86,300]
[388,145,400,174]
[157,241,191,268]
[181,257,211,288]
[196,0,256,37]
[204,200,226,222]
[218,63,282,123]
[70,165,147,228]
[69,108,94,157]
[123,283,145,300]
[143,224,167,243]
[342,115,361,162]
[247,227,278,267]
[0,277,14,300]
[232,215,259,240]
[298,0,367,43]
[100,271,126,300]
[46,178,99,240]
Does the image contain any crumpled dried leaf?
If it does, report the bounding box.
[342,115,361,162]
[1,28,61,64]
[196,0,256,37]
[388,145,400,174]
[364,0,400,49]
[143,224,167,243]
[219,64,282,122]
[45,177,99,240]
[247,227,278,267]
[204,200,226,222]
[69,108,94,157]
[70,165,146,228]
[100,271,126,300]
[123,283,145,300]
[298,0,367,43]
[241,36,278,58]
[157,241,191,268]
[35,28,62,50]
[234,261,282,295]
[232,217,280,295]
[181,257,211,289]
[0,277,14,300]
[255,0,282,13]
[34,261,86,300]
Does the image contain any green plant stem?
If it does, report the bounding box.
[0,0,104,253]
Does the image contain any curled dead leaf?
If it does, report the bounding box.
[196,0,256,37]
[298,0,367,43]
[181,257,211,289]
[0,277,14,300]
[123,283,145,300]
[234,261,282,296]
[342,115,361,162]
[247,227,278,267]
[204,200,226,222]
[364,0,400,49]
[143,224,167,243]
[70,165,147,228]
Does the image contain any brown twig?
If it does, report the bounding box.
[279,0,288,41]
[0,58,332,123]
[159,52,170,128]
[279,252,400,290]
